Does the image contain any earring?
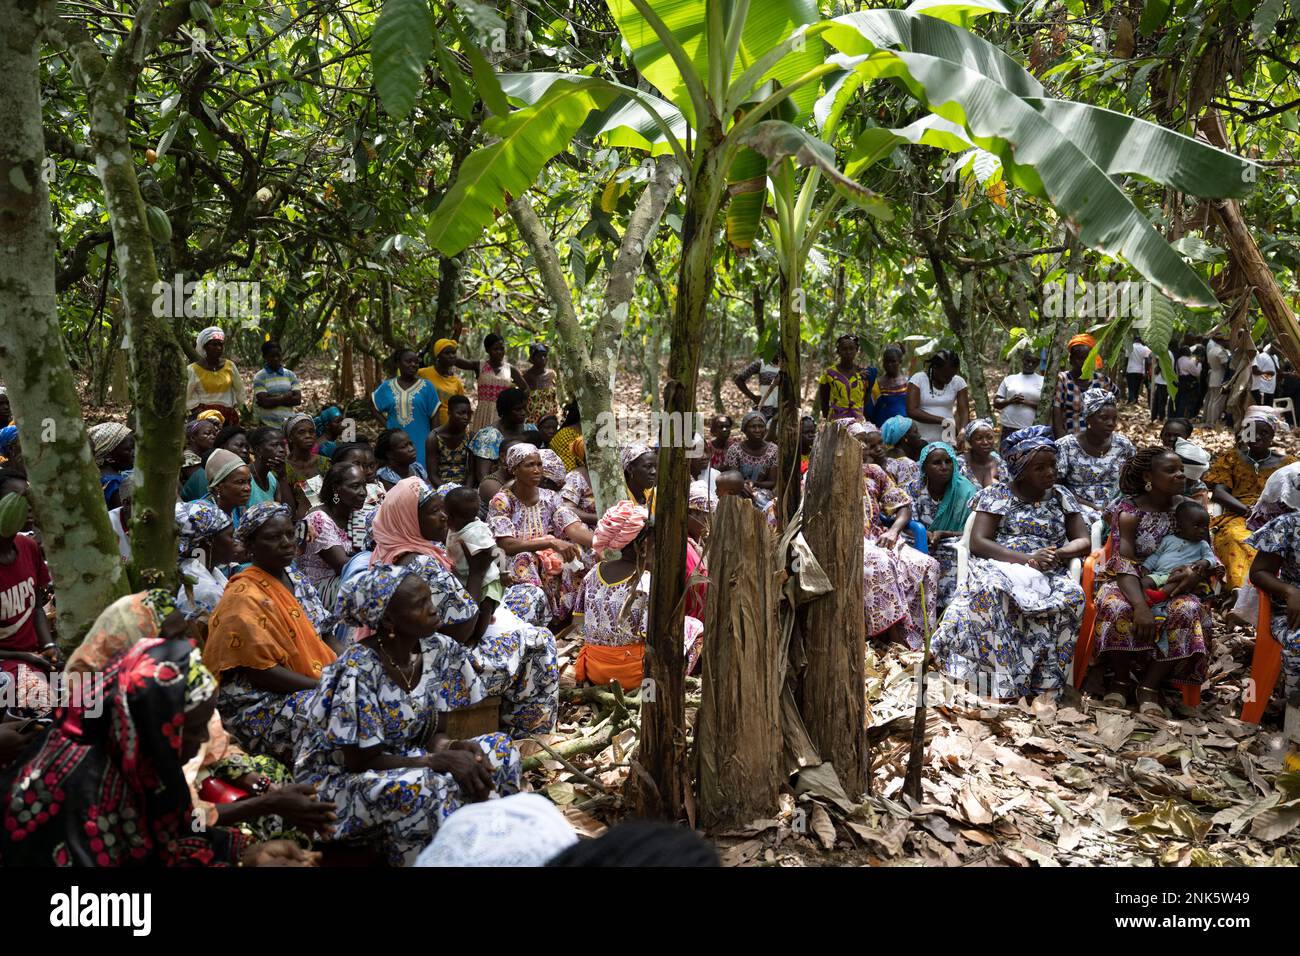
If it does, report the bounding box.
[1144,482,1152,492]
[332,494,340,504]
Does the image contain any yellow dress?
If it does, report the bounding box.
[418,366,467,426]
[1205,448,1297,588]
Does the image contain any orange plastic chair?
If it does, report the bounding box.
[1242,592,1283,724]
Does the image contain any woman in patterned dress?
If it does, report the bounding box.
[573,501,704,689]
[1206,414,1296,589]
[204,503,338,763]
[859,459,940,647]
[1050,334,1117,438]
[1248,510,1300,705]
[723,411,777,508]
[1093,447,1216,712]
[817,334,870,422]
[522,343,560,425]
[296,462,366,608]
[369,477,558,738]
[174,499,236,619]
[880,415,924,489]
[427,394,473,487]
[908,442,978,611]
[560,442,598,526]
[490,445,588,624]
[1053,390,1135,527]
[293,564,522,866]
[931,426,1090,700]
[469,333,528,434]
[958,418,1009,489]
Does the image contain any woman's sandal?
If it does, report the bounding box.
[1101,692,1128,707]
[1136,687,1169,717]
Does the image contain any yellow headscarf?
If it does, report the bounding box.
[434,338,458,357]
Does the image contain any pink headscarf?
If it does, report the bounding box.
[592,500,648,553]
[369,476,452,568]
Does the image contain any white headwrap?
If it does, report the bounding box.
[196,326,225,350]
[412,793,578,867]
[1174,437,1211,481]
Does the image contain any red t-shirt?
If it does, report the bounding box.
[0,534,51,675]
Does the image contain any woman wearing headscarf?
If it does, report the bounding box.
[1206,412,1297,589]
[908,442,979,610]
[538,448,568,492]
[857,449,940,648]
[573,501,705,689]
[419,339,469,427]
[204,502,337,762]
[1050,333,1116,438]
[1054,390,1135,526]
[0,592,316,866]
[489,444,588,624]
[0,425,22,471]
[468,387,539,483]
[181,417,221,501]
[1093,448,1216,712]
[283,411,329,496]
[958,418,1009,489]
[186,326,246,424]
[723,411,777,507]
[88,422,135,509]
[293,563,523,866]
[880,415,924,489]
[371,478,560,737]
[312,404,344,460]
[560,439,598,526]
[175,500,237,619]
[415,792,578,867]
[203,447,253,531]
[931,427,1090,699]
[622,442,659,510]
[1173,435,1212,507]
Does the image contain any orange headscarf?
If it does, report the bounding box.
[1068,333,1096,351]
[203,566,336,680]
[370,476,453,569]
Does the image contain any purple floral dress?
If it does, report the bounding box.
[573,566,704,674]
[488,488,588,620]
[931,485,1086,698]
[1093,498,1211,686]
[863,464,939,646]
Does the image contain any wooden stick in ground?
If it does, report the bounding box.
[903,581,933,803]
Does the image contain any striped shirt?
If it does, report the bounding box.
[252,365,301,427]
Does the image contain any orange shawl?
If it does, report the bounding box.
[203,565,336,681]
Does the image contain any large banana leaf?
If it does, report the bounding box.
[725,146,768,251]
[1022,99,1255,199]
[905,0,1012,27]
[499,73,688,156]
[740,120,892,220]
[823,9,1043,99]
[605,0,825,124]
[834,49,1221,307]
[427,80,636,256]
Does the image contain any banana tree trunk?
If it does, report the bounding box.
[60,25,187,589]
[776,273,801,528]
[639,131,727,821]
[0,2,130,644]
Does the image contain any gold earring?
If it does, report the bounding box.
[1144,482,1152,492]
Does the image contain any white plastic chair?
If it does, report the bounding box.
[954,511,1084,587]
[1274,396,1296,428]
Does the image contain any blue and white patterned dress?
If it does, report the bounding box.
[958,452,1009,489]
[293,634,521,866]
[1054,433,1135,526]
[404,554,559,738]
[907,480,965,611]
[1247,512,1300,694]
[931,485,1086,699]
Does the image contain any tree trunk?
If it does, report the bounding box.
[776,273,802,528]
[57,12,187,588]
[639,132,727,821]
[1201,114,1300,369]
[1036,228,1081,424]
[0,1,130,644]
[695,496,782,830]
[799,424,867,796]
[340,337,355,403]
[433,254,461,342]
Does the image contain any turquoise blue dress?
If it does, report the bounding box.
[372,378,440,469]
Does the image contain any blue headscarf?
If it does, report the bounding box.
[315,405,343,436]
[1001,425,1057,480]
[881,416,914,447]
[338,563,418,633]
[916,442,978,533]
[0,425,18,455]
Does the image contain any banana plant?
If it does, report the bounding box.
[402,0,1258,817]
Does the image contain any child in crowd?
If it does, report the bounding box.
[444,486,504,604]
[1140,500,1218,645]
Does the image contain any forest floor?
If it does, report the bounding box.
[82,356,1300,865]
